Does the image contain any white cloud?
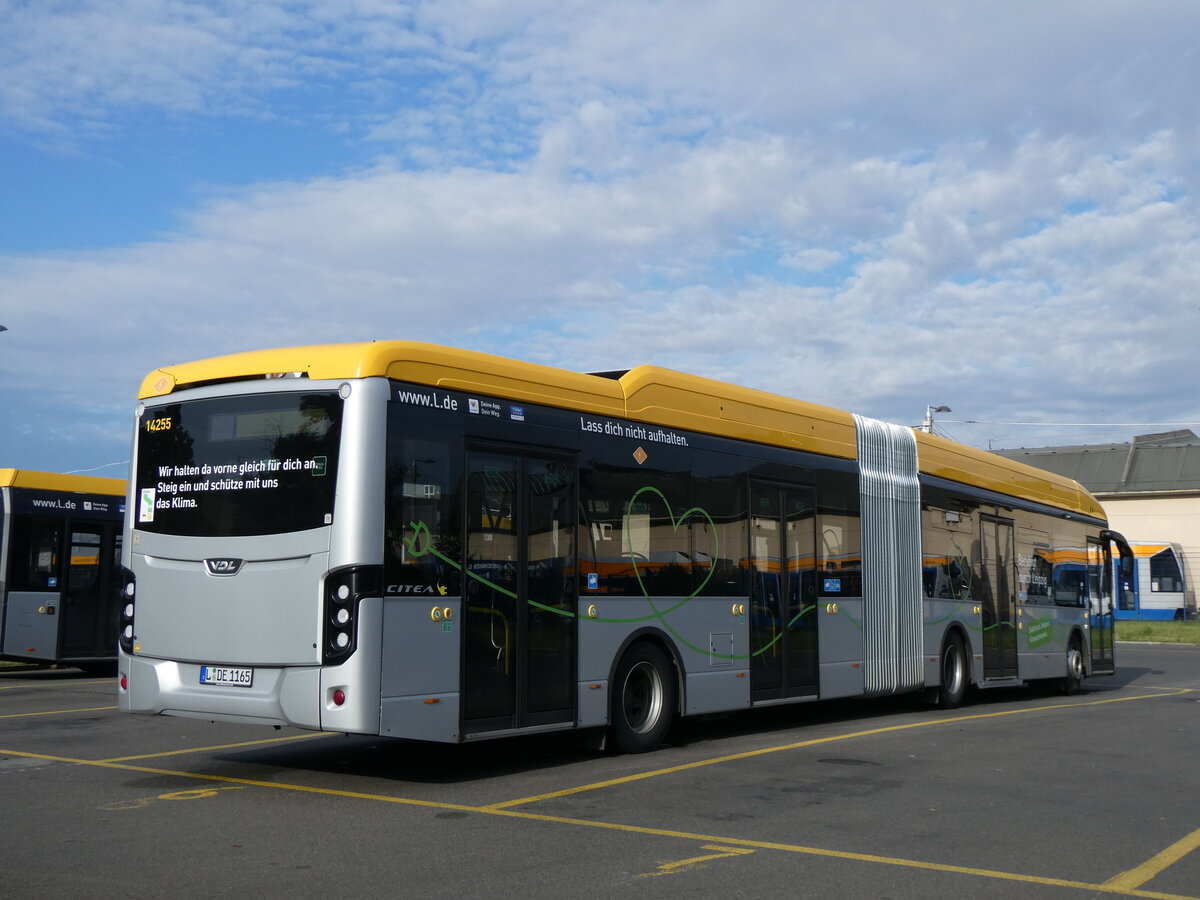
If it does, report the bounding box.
[4,2,1200,472]
[6,131,1196,431]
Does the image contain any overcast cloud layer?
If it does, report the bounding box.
[2,0,1199,474]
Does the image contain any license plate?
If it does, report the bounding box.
[199,665,253,688]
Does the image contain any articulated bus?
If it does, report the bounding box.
[1,469,126,670]
[117,343,1132,752]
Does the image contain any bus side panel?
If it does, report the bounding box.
[673,596,750,716]
[576,595,752,723]
[818,596,865,699]
[577,597,646,727]
[1,591,60,661]
[379,596,462,742]
[921,599,978,687]
[1017,605,1085,680]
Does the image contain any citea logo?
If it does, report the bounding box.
[204,558,244,576]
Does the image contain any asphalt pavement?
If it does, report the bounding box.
[2,643,1198,899]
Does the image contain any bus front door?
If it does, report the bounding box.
[749,482,818,701]
[980,516,1018,679]
[463,450,577,735]
[1087,538,1115,675]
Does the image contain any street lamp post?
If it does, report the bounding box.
[923,405,951,433]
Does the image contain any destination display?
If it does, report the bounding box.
[135,392,342,537]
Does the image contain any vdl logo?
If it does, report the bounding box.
[204,558,244,576]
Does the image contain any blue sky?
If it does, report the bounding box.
[3,0,1200,477]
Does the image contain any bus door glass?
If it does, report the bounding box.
[464,450,576,733]
[749,483,818,701]
[61,523,118,658]
[980,516,1017,678]
[1087,538,1115,673]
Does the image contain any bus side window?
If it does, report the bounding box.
[7,519,64,591]
[1053,565,1086,608]
[383,431,462,597]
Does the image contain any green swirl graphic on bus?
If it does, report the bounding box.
[402,485,813,661]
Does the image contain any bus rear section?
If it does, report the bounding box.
[118,382,384,733]
[1,469,125,669]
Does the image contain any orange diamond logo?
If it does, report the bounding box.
[632,447,648,465]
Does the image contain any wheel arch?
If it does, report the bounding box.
[606,626,684,717]
[1067,625,1090,675]
[937,621,974,688]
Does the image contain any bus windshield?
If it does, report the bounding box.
[134,391,342,537]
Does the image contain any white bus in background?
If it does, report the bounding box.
[1115,542,1190,621]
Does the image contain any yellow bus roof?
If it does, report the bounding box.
[138,341,1103,520]
[0,469,126,496]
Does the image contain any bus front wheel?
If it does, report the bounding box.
[611,642,675,753]
[1062,639,1085,695]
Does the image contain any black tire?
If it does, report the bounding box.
[937,633,968,709]
[1062,637,1085,695]
[611,642,675,753]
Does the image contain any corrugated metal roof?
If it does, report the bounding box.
[994,430,1200,494]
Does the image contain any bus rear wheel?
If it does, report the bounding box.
[611,642,675,753]
[937,633,968,709]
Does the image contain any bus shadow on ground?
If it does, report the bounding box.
[207,681,1116,785]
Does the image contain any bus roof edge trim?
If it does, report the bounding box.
[134,341,1103,519]
[0,468,126,494]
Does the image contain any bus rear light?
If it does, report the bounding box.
[118,567,136,654]
[322,565,382,666]
[332,689,346,707]
[120,674,127,691]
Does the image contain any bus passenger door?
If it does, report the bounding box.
[1087,538,1115,675]
[749,483,818,701]
[463,450,576,734]
[1,518,64,661]
[61,523,119,660]
[980,516,1017,679]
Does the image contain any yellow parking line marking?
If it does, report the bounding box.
[0,748,483,812]
[1104,827,1200,892]
[486,689,1193,811]
[495,808,1199,900]
[0,705,116,719]
[639,844,755,878]
[0,746,1194,900]
[101,731,338,762]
